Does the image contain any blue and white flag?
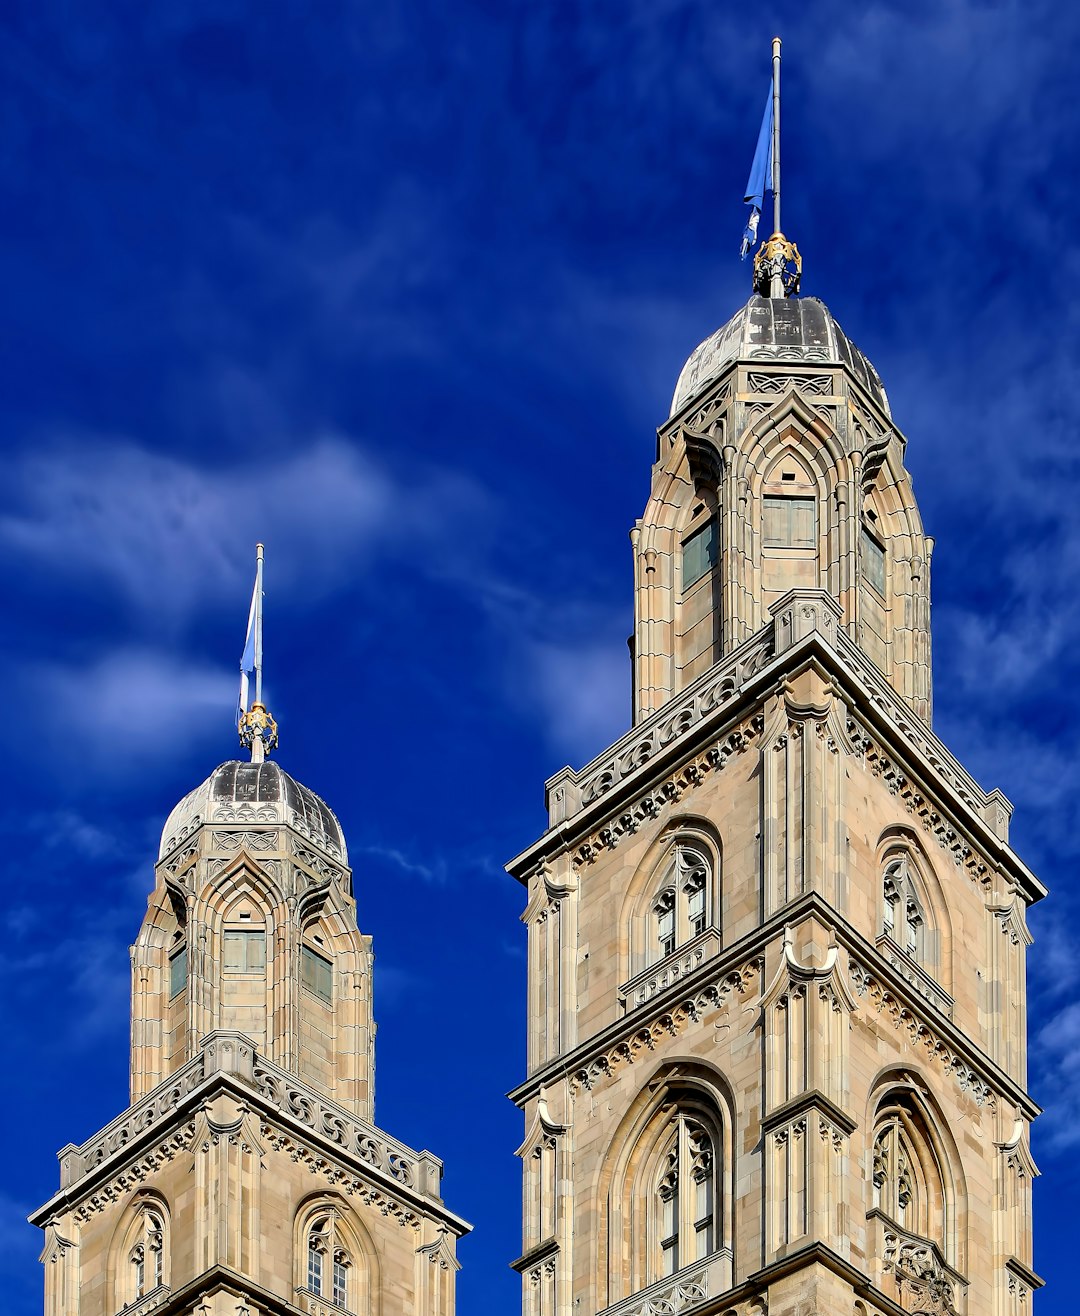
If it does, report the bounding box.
[740,89,774,259]
[237,576,258,724]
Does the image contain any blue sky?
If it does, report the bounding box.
[1,2,1077,1312]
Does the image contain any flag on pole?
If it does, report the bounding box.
[237,573,258,725]
[740,88,774,258]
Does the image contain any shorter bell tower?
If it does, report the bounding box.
[32,678,469,1316]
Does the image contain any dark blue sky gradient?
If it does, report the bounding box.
[2,4,1078,1313]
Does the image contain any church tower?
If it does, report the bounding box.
[508,209,1043,1314]
[31,622,469,1315]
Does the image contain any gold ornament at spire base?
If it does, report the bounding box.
[239,701,278,761]
[753,231,802,298]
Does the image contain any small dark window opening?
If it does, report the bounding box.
[862,527,886,596]
[681,520,718,589]
[301,944,333,1004]
[169,945,187,999]
[763,496,816,548]
[223,928,266,973]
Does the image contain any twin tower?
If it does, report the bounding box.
[33,288,1043,1316]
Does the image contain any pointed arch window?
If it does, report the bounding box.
[655,1114,718,1279]
[305,1215,353,1310]
[870,1093,949,1247]
[882,856,925,959]
[126,1207,166,1303]
[651,844,712,966]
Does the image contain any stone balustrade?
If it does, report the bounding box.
[596,1251,734,1316]
[618,929,723,1012]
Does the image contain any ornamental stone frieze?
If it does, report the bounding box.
[567,957,762,1095]
[570,713,764,869]
[848,959,995,1108]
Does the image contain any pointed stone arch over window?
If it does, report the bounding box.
[295,1197,375,1316]
[875,834,953,1014]
[108,1195,170,1313]
[867,1084,967,1314]
[624,825,721,994]
[598,1068,734,1308]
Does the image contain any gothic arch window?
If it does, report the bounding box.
[656,1112,717,1277]
[881,855,926,960]
[870,1092,948,1247]
[646,839,715,969]
[600,1075,734,1306]
[296,1202,371,1315]
[111,1199,170,1311]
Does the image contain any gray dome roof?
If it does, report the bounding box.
[159,760,347,863]
[671,295,889,419]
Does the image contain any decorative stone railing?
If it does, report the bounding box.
[293,1287,353,1316]
[546,629,776,825]
[869,1209,966,1316]
[596,1252,734,1316]
[117,1285,170,1316]
[873,935,953,1018]
[251,1055,443,1199]
[618,930,722,1012]
[61,1052,209,1186]
[543,589,1012,848]
[60,1032,442,1204]
[833,629,1010,842]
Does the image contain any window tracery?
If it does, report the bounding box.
[870,1093,948,1251]
[882,855,926,960]
[649,844,713,967]
[656,1115,715,1278]
[303,1213,354,1311]
[117,1204,168,1310]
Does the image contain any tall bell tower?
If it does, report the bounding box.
[508,250,1044,1311]
[32,689,469,1316]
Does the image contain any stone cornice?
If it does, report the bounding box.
[509,893,1039,1121]
[31,1033,470,1239]
[760,1089,857,1139]
[509,615,1044,909]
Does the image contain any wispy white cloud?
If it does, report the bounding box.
[525,634,630,767]
[0,433,493,630]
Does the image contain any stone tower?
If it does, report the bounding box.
[32,736,469,1316]
[508,276,1044,1314]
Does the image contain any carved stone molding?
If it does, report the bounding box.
[252,1057,419,1190]
[849,960,995,1108]
[572,713,764,869]
[618,929,722,1011]
[549,627,775,824]
[846,720,992,890]
[746,372,834,396]
[596,1251,734,1316]
[261,1123,420,1232]
[210,830,280,853]
[570,958,762,1094]
[72,1126,197,1222]
[876,1214,964,1316]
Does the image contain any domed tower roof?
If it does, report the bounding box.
[158,759,347,863]
[670,295,890,419]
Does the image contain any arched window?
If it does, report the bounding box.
[651,844,712,965]
[118,1204,168,1308]
[656,1114,716,1278]
[882,856,926,960]
[871,1093,947,1248]
[304,1214,354,1310]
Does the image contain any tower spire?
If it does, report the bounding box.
[752,36,802,299]
[238,541,278,762]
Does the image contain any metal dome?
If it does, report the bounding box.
[670,295,890,419]
[158,760,347,863]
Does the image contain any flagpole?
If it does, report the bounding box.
[254,542,264,708]
[771,37,782,296]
